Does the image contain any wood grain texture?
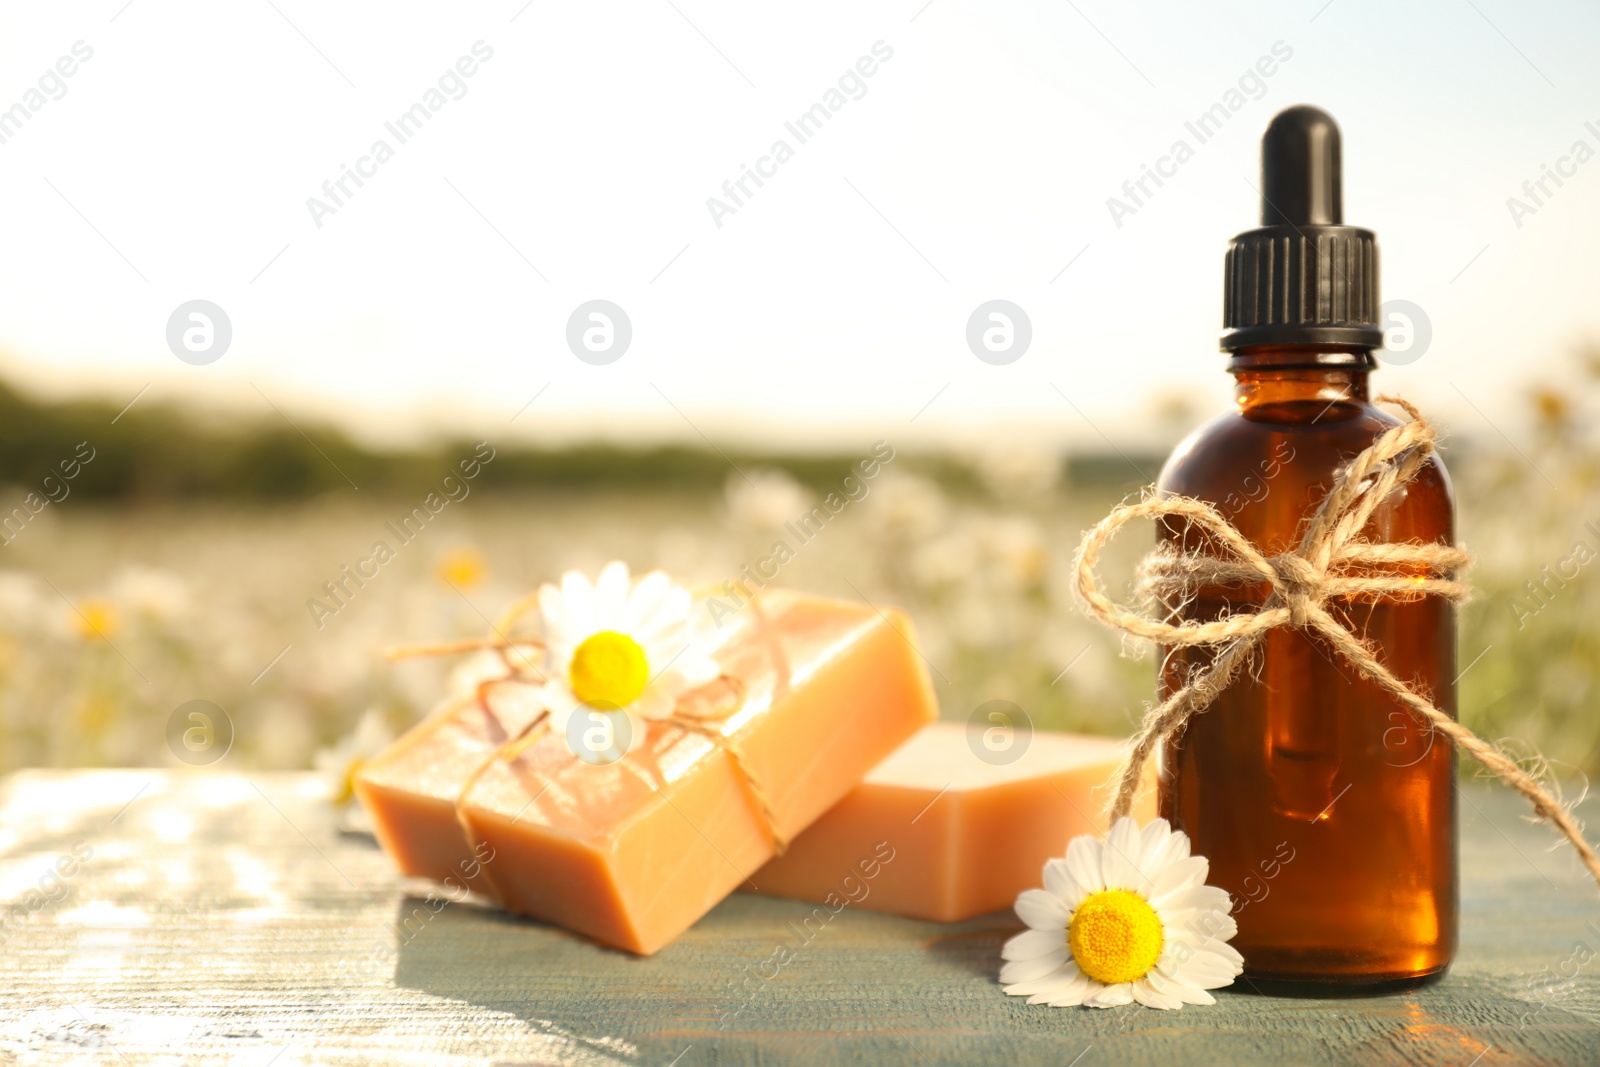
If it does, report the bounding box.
[2,770,1599,1066]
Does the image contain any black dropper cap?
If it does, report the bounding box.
[1220,105,1381,351]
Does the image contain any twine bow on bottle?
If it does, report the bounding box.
[1074,395,1600,893]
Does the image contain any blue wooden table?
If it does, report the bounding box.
[2,770,1598,1065]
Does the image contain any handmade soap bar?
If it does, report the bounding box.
[751,723,1155,922]
[356,589,938,954]
[354,676,543,900]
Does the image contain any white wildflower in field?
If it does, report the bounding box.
[725,469,808,531]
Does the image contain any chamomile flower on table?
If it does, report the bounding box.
[534,561,721,752]
[315,707,394,806]
[1000,816,1243,1009]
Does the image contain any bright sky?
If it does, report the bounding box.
[1,0,1596,452]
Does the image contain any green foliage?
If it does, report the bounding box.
[0,380,935,500]
[1456,345,1600,775]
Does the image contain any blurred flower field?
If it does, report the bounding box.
[0,351,1596,782]
[0,462,1151,775]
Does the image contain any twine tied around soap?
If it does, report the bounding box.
[384,586,789,904]
[1074,395,1600,894]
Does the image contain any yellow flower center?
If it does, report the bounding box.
[569,631,649,709]
[1068,889,1164,986]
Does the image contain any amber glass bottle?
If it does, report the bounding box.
[1155,107,1456,989]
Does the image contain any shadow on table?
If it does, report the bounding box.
[389,896,649,1062]
[922,910,1014,980]
[1225,971,1451,1000]
[386,893,1600,1066]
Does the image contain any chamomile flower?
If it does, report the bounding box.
[534,561,720,736]
[72,598,120,642]
[1000,816,1243,1009]
[436,547,487,590]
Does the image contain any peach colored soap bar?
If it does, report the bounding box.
[356,589,937,954]
[751,723,1156,922]
[353,678,543,900]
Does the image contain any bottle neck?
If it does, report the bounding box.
[1229,345,1373,419]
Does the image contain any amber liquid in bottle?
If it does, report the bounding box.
[1156,346,1457,990]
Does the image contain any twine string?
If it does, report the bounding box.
[1073,394,1600,892]
[384,591,791,897]
[670,672,788,854]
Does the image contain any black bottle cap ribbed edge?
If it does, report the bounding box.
[1221,105,1382,352]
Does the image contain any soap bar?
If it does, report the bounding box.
[751,723,1156,922]
[356,589,938,954]
[354,676,544,900]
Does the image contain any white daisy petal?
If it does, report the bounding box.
[1006,965,1078,1002]
[1001,927,1063,962]
[1189,938,1244,968]
[642,615,691,651]
[1024,968,1090,1006]
[1130,979,1183,1010]
[1042,858,1077,903]
[639,586,693,639]
[1004,968,1073,998]
[624,571,674,629]
[1101,817,1143,890]
[1062,833,1105,898]
[1161,931,1238,973]
[1147,855,1211,907]
[1005,960,1083,998]
[558,571,597,635]
[1171,960,1237,992]
[539,584,573,645]
[1006,982,1050,998]
[594,561,631,626]
[1159,884,1232,916]
[559,569,593,603]
[1138,818,1172,862]
[1179,912,1238,944]
[1042,972,1094,1006]
[1084,982,1134,1008]
[1147,967,1216,1006]
[1141,823,1190,872]
[1014,888,1069,931]
[999,946,1071,985]
[1022,982,1073,1005]
[1170,949,1243,989]
[1161,924,1239,966]
[1111,815,1145,862]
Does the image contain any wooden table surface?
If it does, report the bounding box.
[2,770,1599,1066]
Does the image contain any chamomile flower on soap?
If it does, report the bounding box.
[1000,817,1243,1009]
[535,561,720,734]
